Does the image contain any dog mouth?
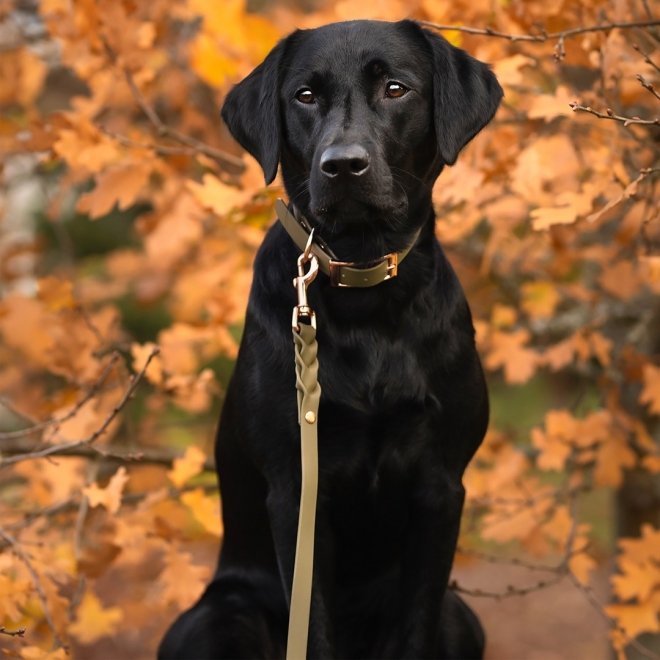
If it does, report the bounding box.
[310,192,408,228]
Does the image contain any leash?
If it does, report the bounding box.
[281,198,417,658]
[287,231,321,660]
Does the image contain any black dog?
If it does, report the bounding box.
[160,19,502,659]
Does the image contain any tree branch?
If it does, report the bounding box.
[0,353,121,441]
[0,438,215,471]
[637,74,660,101]
[0,527,64,648]
[420,19,660,60]
[568,101,660,126]
[99,39,245,175]
[0,626,26,638]
[0,348,160,469]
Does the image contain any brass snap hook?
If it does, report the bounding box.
[292,230,319,331]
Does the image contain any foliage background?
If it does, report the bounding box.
[0,0,659,658]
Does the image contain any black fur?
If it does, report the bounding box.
[160,19,502,659]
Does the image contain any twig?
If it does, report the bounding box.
[0,438,215,471]
[450,572,566,599]
[637,74,660,100]
[420,20,660,59]
[0,527,64,648]
[0,348,159,469]
[99,39,245,175]
[0,353,121,441]
[0,626,26,637]
[633,42,660,74]
[568,101,660,126]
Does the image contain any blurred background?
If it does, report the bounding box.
[0,0,658,658]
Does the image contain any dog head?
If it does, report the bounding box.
[222,20,502,239]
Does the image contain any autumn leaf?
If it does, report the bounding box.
[131,342,163,385]
[167,446,207,488]
[69,591,123,645]
[484,329,538,384]
[187,173,255,217]
[83,467,129,515]
[611,556,660,602]
[181,487,223,536]
[640,364,660,415]
[160,549,210,609]
[569,551,597,586]
[594,434,636,487]
[37,276,76,311]
[528,86,575,121]
[605,599,660,639]
[521,281,561,319]
[77,162,153,219]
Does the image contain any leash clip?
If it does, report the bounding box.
[292,230,319,331]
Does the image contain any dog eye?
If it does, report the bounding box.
[295,88,316,104]
[384,82,408,99]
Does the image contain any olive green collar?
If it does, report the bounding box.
[275,199,420,288]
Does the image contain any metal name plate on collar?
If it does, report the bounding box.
[275,199,416,289]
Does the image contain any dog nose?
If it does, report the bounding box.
[320,144,370,178]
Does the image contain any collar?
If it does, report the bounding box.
[275,199,420,288]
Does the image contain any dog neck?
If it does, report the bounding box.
[276,199,422,288]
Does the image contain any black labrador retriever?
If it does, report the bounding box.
[160,19,502,660]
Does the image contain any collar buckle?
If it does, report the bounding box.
[328,252,398,288]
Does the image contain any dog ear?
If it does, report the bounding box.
[422,28,503,165]
[221,39,286,184]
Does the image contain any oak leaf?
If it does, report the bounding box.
[167,446,207,488]
[83,466,129,515]
[484,329,538,384]
[160,549,210,609]
[569,551,597,586]
[69,591,123,645]
[77,162,152,219]
[605,599,660,639]
[181,488,223,536]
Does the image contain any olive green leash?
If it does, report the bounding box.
[287,234,320,660]
[279,198,419,658]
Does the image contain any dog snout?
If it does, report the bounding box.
[319,144,370,179]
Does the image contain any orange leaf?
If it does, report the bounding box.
[167,446,207,488]
[77,162,152,218]
[605,599,660,639]
[640,364,660,415]
[160,549,210,609]
[569,551,597,586]
[131,342,163,385]
[484,329,538,384]
[37,276,76,311]
[528,85,575,121]
[83,466,129,515]
[69,591,123,645]
[611,557,660,602]
[599,260,643,300]
[181,487,223,536]
[186,173,254,216]
[593,434,636,487]
[521,281,561,319]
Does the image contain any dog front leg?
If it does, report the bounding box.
[397,483,465,658]
[267,484,335,659]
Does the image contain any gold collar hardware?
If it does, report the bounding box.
[292,229,319,331]
[275,199,418,288]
